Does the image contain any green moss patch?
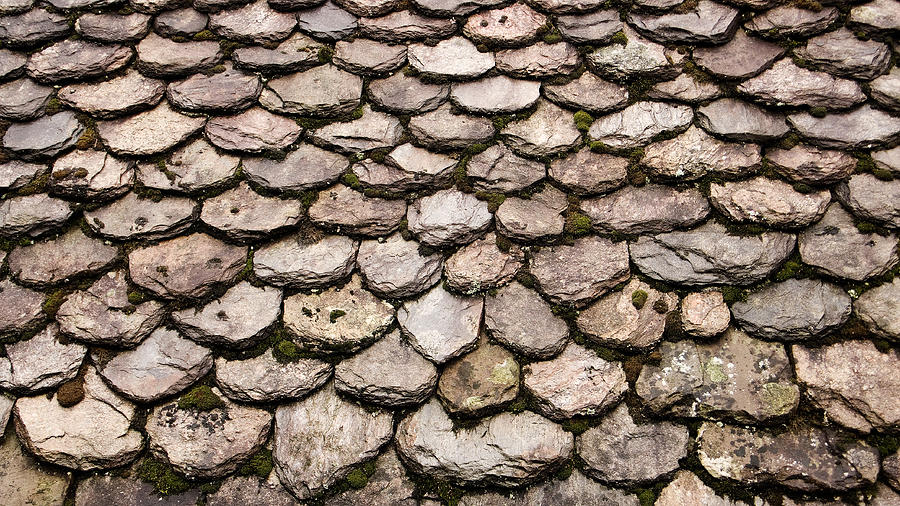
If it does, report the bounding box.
[177,384,225,411]
[238,448,274,478]
[137,458,191,496]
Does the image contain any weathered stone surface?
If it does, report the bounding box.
[59,70,164,119]
[0,428,71,506]
[311,106,403,153]
[408,37,494,79]
[96,327,212,403]
[885,452,900,490]
[397,398,572,486]
[444,232,523,294]
[8,228,117,288]
[834,173,900,227]
[874,145,900,176]
[548,148,627,195]
[451,76,540,114]
[284,274,395,352]
[656,471,746,506]
[796,28,891,80]
[206,475,296,506]
[173,281,281,349]
[327,448,418,506]
[309,184,406,236]
[697,422,879,491]
[709,177,830,229]
[578,278,678,350]
[0,193,72,237]
[0,0,31,13]
[587,26,681,80]
[98,102,205,156]
[637,328,799,422]
[578,404,689,485]
[244,144,347,192]
[136,34,221,77]
[799,204,898,281]
[693,29,783,80]
[412,0,503,16]
[642,126,761,181]
[368,71,448,113]
[0,324,85,393]
[261,64,361,116]
[461,469,640,506]
[463,3,546,47]
[254,233,357,288]
[208,1,295,42]
[136,139,240,193]
[334,0,400,16]
[354,143,456,191]
[630,222,796,286]
[201,182,302,241]
[557,9,621,44]
[0,48,26,80]
[408,189,491,247]
[49,149,133,201]
[0,161,43,191]
[207,107,302,153]
[76,13,150,43]
[0,9,68,48]
[870,68,900,112]
[850,0,900,31]
[855,278,900,341]
[232,32,322,73]
[648,73,722,104]
[438,339,519,415]
[398,285,482,364]
[627,0,739,44]
[583,184,709,235]
[74,475,200,506]
[766,144,855,185]
[789,105,900,149]
[467,143,544,193]
[357,233,443,298]
[274,383,393,499]
[739,59,866,109]
[496,186,566,241]
[524,343,626,420]
[295,1,358,41]
[501,101,582,157]
[531,235,630,306]
[745,5,838,38]
[335,329,436,407]
[495,42,579,79]
[128,233,246,299]
[484,281,568,359]
[681,290,730,338]
[0,78,51,120]
[543,72,627,114]
[408,104,494,150]
[154,8,207,37]
[167,63,260,113]
[0,279,43,338]
[56,270,165,348]
[698,98,789,142]
[84,193,195,241]
[216,350,331,403]
[2,111,83,160]
[589,101,692,149]
[333,38,405,76]
[358,11,455,44]
[794,340,899,433]
[14,367,143,470]
[147,391,272,478]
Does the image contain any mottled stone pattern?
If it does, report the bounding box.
[0,0,897,505]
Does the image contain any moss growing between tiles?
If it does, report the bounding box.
[137,457,191,496]
[178,384,225,411]
[239,447,274,478]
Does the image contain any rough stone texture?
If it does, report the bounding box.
[167,63,261,113]
[146,392,272,478]
[0,279,44,338]
[254,233,357,288]
[408,103,494,150]
[698,98,789,141]
[232,32,322,73]
[357,11,457,42]
[693,29,783,79]
[76,13,150,43]
[74,475,200,506]
[96,327,213,403]
[8,228,118,288]
[496,186,567,241]
[136,34,221,77]
[642,126,761,181]
[327,448,419,506]
[398,285,482,364]
[627,0,739,44]
[283,274,395,353]
[172,281,282,349]
[738,59,866,109]
[656,471,747,506]
[0,78,52,121]
[588,101,693,149]
[587,26,682,80]
[56,270,166,348]
[465,143,544,192]
[14,367,143,471]
[745,5,838,38]
[295,2,358,41]
[582,184,710,235]
[357,233,443,298]
[261,64,362,116]
[495,42,579,79]
[836,173,900,228]
[484,281,568,359]
[273,383,394,499]
[501,101,581,157]
[577,404,689,485]
[0,49,26,80]
[530,235,630,306]
[557,9,622,45]
[438,338,518,415]
[681,290,730,338]
[310,106,403,153]
[412,0,503,16]
[731,279,851,341]
[854,278,900,341]
[407,189,491,247]
[799,204,898,281]
[630,222,796,286]
[128,233,246,299]
[396,398,573,487]
[49,149,133,201]
[2,111,84,160]
[0,9,69,48]
[408,37,494,79]
[215,351,332,403]
[206,107,302,153]
[450,75,540,114]
[26,40,132,83]
[697,422,879,491]
[154,8,207,38]
[137,139,240,193]
[309,184,406,236]
[0,428,72,506]
[636,328,800,423]
[463,3,546,47]
[709,177,831,229]
[98,102,206,156]
[524,343,626,420]
[368,72,448,113]
[873,145,900,176]
[244,144,347,192]
[870,68,900,112]
[201,182,302,241]
[0,160,44,191]
[444,232,523,294]
[789,105,900,149]
[543,71,628,114]
[648,73,722,104]
[208,1,296,43]
[355,143,456,191]
[796,28,891,81]
[577,278,678,350]
[0,193,72,237]
[206,475,297,506]
[84,193,196,241]
[766,144,855,185]
[793,341,900,433]
[548,148,627,195]
[0,324,85,393]
[333,38,406,76]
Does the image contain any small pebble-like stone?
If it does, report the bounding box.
[578,278,678,350]
[681,290,730,338]
[397,285,482,364]
[206,107,302,153]
[357,233,443,298]
[438,338,519,415]
[254,233,358,289]
[444,232,523,294]
[215,351,332,403]
[407,189,492,247]
[484,281,569,359]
